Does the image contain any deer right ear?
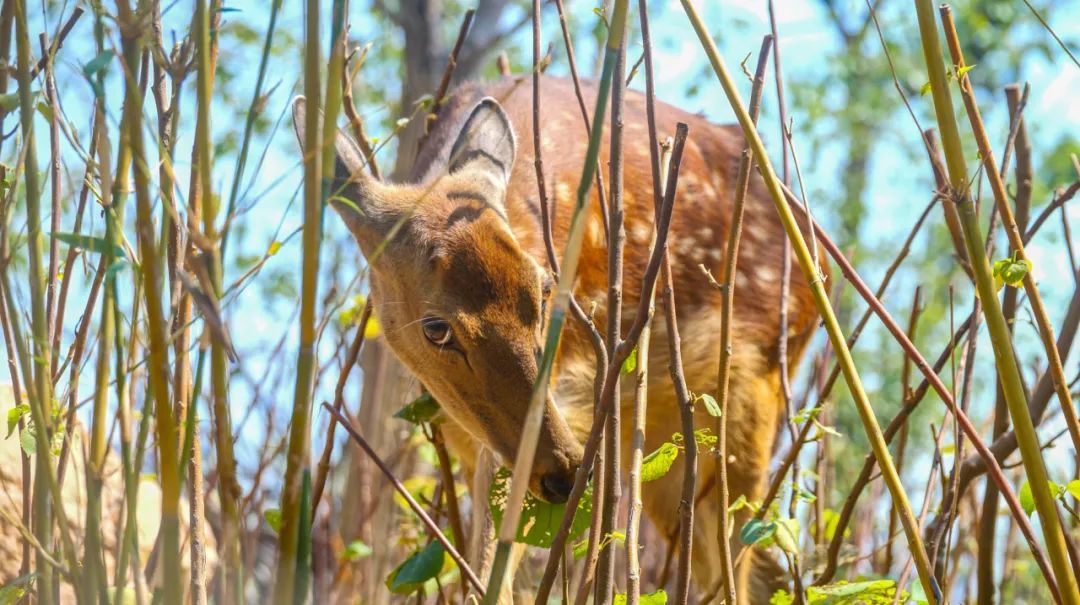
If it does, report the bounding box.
[447,97,516,186]
[292,97,393,256]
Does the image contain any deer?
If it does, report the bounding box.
[292,74,823,603]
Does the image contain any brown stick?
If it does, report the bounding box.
[311,300,372,513]
[711,35,772,604]
[321,403,486,595]
[535,124,690,604]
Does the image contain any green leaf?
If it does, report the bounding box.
[991,253,1032,288]
[83,51,112,79]
[739,518,776,545]
[957,64,976,77]
[807,579,906,604]
[772,517,800,554]
[6,404,29,438]
[18,429,35,456]
[52,232,125,258]
[264,508,282,533]
[792,406,821,424]
[641,442,678,482]
[342,540,373,561]
[770,589,795,605]
[0,93,21,112]
[0,586,26,605]
[1019,480,1035,517]
[394,392,440,425]
[105,260,131,279]
[385,540,446,594]
[697,393,721,417]
[614,589,667,605]
[1066,479,1080,500]
[919,81,932,96]
[489,467,592,548]
[621,348,637,374]
[36,101,52,122]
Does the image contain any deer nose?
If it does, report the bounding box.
[540,472,574,503]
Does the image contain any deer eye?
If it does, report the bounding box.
[421,317,454,346]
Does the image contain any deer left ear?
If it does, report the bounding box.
[448,97,516,185]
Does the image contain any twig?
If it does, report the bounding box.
[311,299,372,512]
[553,0,610,241]
[322,403,486,594]
[1021,0,1079,69]
[594,11,629,602]
[420,8,475,142]
[489,4,633,600]
[534,123,690,605]
[711,34,772,604]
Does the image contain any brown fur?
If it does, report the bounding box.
[298,75,824,603]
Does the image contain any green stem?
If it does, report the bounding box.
[913,2,1080,602]
[680,2,940,603]
[274,0,346,601]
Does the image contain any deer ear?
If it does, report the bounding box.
[292,96,373,191]
[292,96,393,255]
[447,97,516,185]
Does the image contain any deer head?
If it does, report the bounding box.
[293,97,584,502]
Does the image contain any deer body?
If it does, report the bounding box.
[296,75,820,602]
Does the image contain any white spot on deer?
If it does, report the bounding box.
[696,227,713,240]
[555,181,572,203]
[707,248,723,262]
[746,222,770,242]
[630,223,651,245]
[756,267,779,283]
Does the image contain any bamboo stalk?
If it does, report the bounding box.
[115,1,183,602]
[274,0,346,600]
[977,82,1033,605]
[914,3,1079,602]
[11,1,82,601]
[939,4,1080,470]
[680,3,941,602]
[189,0,243,599]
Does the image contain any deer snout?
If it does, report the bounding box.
[530,402,585,503]
[539,471,574,503]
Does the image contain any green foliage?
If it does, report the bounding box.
[772,580,910,605]
[640,442,678,482]
[621,347,637,374]
[696,392,721,417]
[51,232,126,259]
[614,589,667,604]
[384,540,446,595]
[488,467,592,548]
[5,404,29,438]
[264,509,282,533]
[394,392,440,425]
[992,251,1033,289]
